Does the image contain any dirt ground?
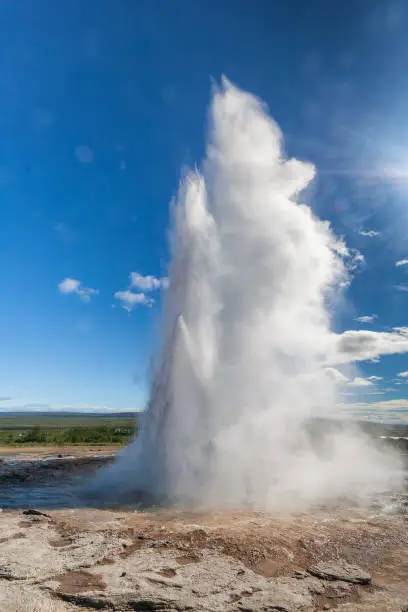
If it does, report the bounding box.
[0,445,119,459]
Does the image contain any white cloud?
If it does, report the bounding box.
[58,278,99,303]
[397,371,408,378]
[58,278,80,293]
[340,398,408,412]
[114,271,169,312]
[395,258,408,267]
[114,290,153,312]
[355,314,377,324]
[331,327,408,365]
[318,329,408,376]
[74,145,94,164]
[130,272,168,291]
[337,398,408,423]
[359,230,380,238]
[395,284,408,292]
[347,377,374,387]
[324,369,376,388]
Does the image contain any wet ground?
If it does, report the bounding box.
[0,449,406,514]
[1,446,407,513]
[0,451,116,509]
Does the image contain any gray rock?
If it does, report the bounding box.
[238,603,293,612]
[22,509,51,518]
[57,593,109,609]
[127,598,194,611]
[308,560,371,584]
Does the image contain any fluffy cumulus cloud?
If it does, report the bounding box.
[355,314,377,324]
[58,278,99,303]
[114,290,153,311]
[395,258,408,267]
[359,229,380,238]
[347,377,374,387]
[130,272,168,291]
[331,327,408,365]
[324,369,376,388]
[114,272,168,311]
[397,371,408,378]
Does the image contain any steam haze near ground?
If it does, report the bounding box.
[98,79,402,510]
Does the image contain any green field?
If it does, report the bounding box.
[1,411,406,449]
[0,412,139,447]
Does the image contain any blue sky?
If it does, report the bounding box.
[1,0,408,420]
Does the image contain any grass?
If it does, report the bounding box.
[0,412,139,447]
[2,411,406,449]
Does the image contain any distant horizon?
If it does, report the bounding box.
[0,407,406,427]
[0,406,142,414]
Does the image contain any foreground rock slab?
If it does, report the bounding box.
[309,560,371,585]
[0,506,407,611]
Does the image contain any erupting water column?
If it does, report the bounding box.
[103,79,400,510]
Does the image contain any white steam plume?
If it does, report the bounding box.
[99,79,401,510]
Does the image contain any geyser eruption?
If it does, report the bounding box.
[104,79,400,509]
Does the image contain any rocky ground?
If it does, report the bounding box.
[0,503,407,611]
